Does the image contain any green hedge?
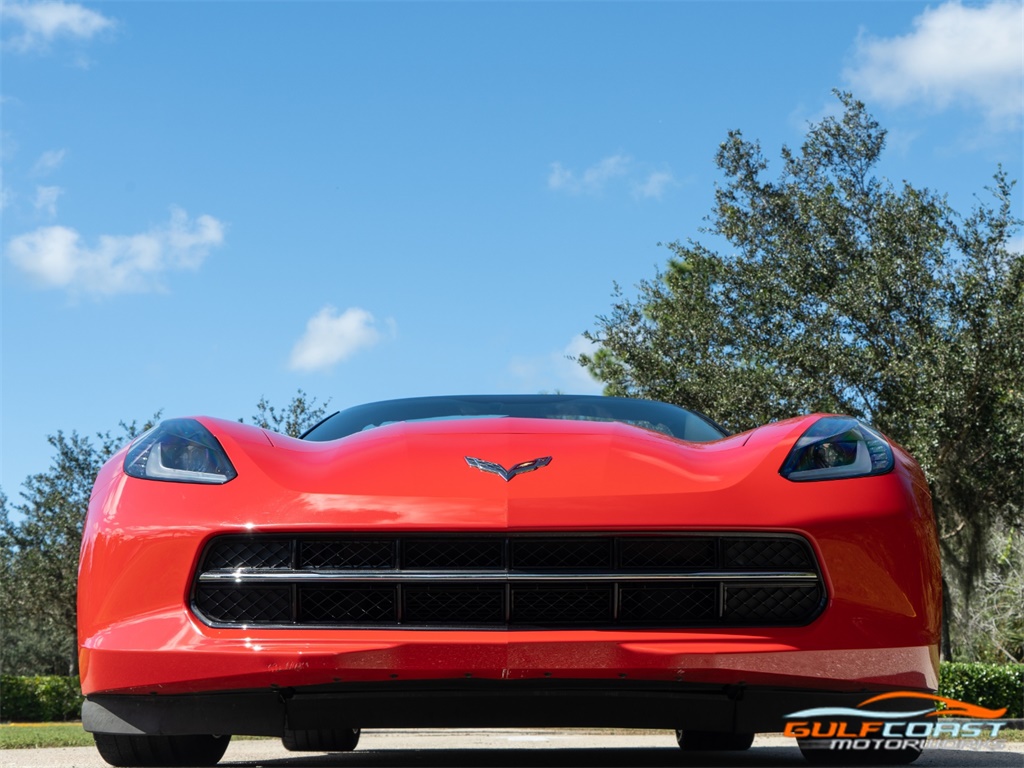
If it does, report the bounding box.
[0,664,1021,723]
[940,663,1023,719]
[0,676,83,722]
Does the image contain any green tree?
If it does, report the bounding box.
[0,422,155,675]
[581,92,1024,659]
[950,529,1024,663]
[245,388,332,438]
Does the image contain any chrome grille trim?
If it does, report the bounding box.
[198,570,819,583]
[191,533,826,629]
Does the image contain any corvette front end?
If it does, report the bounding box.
[78,395,941,765]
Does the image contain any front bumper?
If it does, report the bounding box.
[80,607,938,696]
[83,676,934,737]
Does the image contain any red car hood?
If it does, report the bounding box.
[188,416,816,531]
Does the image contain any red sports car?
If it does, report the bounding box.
[78,395,941,766]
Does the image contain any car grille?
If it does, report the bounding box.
[192,534,825,629]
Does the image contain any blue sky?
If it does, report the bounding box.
[2,0,1022,497]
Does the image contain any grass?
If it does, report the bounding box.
[0,723,274,750]
[0,722,93,749]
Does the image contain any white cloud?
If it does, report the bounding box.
[508,334,604,395]
[2,1,114,52]
[5,207,225,296]
[31,148,67,176]
[548,154,631,194]
[632,171,675,200]
[548,155,678,201]
[33,185,63,217]
[288,306,389,372]
[844,1,1024,125]
[547,162,575,191]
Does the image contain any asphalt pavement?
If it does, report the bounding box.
[1,729,1021,768]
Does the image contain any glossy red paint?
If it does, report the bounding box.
[79,412,941,707]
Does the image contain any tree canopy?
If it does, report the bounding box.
[582,92,1023,659]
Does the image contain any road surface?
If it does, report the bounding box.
[1,729,1021,767]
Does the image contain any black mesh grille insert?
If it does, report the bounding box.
[724,585,823,623]
[403,539,503,570]
[723,538,812,569]
[512,586,612,624]
[300,540,393,569]
[193,534,824,629]
[511,539,612,570]
[619,584,717,623]
[195,585,291,623]
[404,587,504,624]
[299,586,395,623]
[205,539,291,570]
[620,538,717,569]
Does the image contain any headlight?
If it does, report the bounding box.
[124,418,237,484]
[779,417,893,482]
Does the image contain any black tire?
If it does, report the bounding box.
[281,727,361,752]
[93,733,230,767]
[798,739,922,766]
[675,730,755,751]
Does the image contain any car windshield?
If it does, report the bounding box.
[302,395,726,443]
